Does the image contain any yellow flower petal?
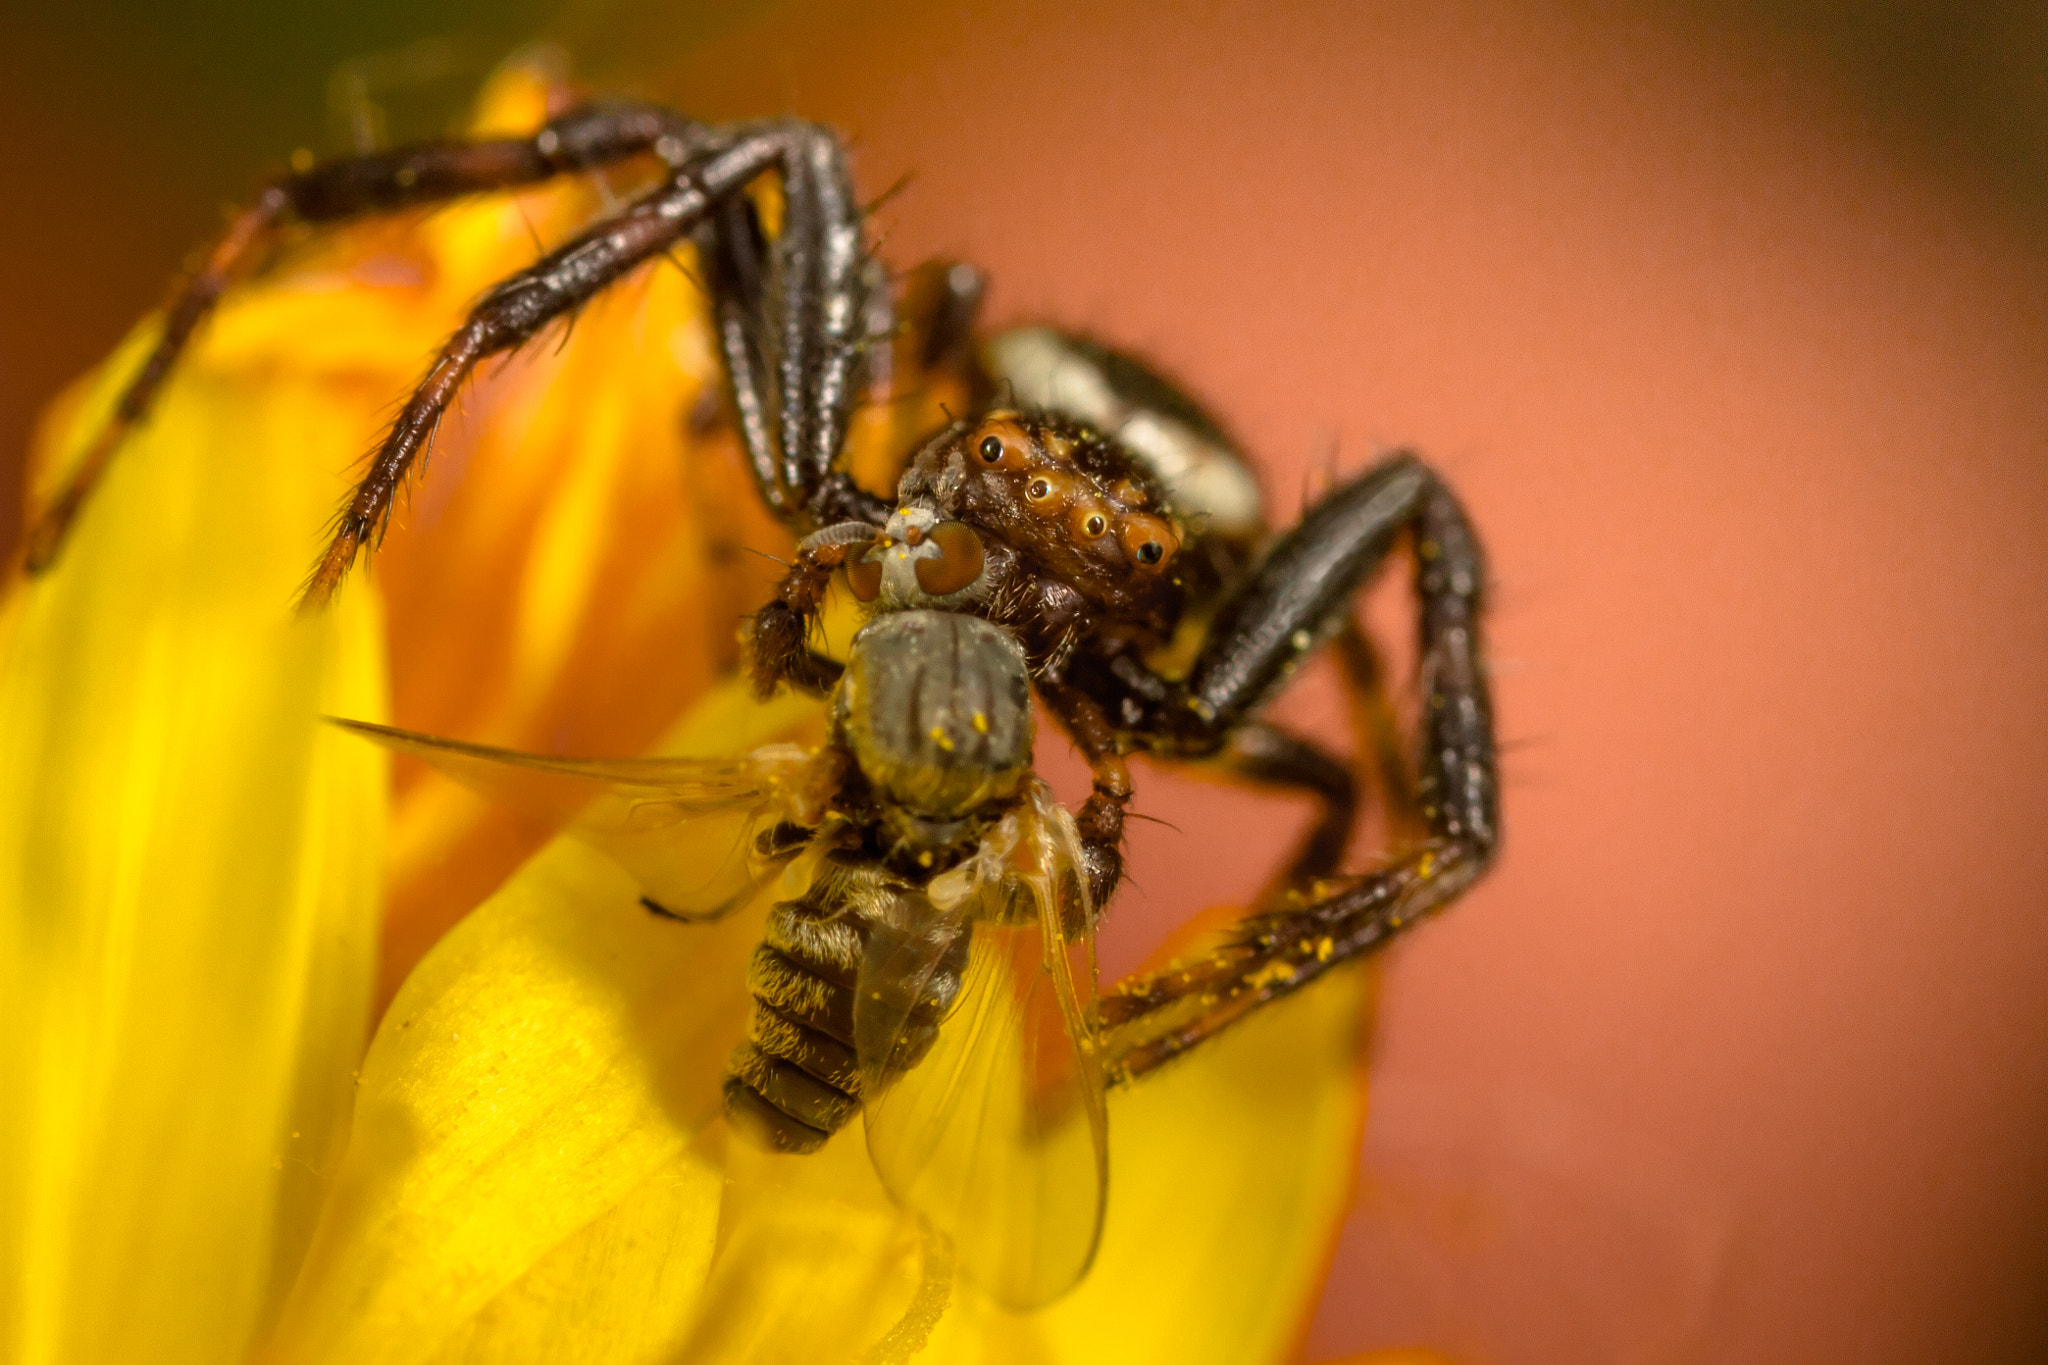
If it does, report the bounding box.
[263,682,821,1365]
[1021,969,1371,1363]
[1,316,388,1362]
[672,966,1374,1364]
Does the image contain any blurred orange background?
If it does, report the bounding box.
[6,2,2046,1361]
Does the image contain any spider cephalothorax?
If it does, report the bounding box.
[789,409,1195,690]
[904,410,1185,610]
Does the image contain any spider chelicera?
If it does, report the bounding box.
[24,96,1500,1303]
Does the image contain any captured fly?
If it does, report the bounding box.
[337,603,1106,1311]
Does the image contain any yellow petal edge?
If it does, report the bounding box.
[1,319,389,1364]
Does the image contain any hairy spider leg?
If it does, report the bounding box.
[1034,679,1136,914]
[1331,617,1423,836]
[24,100,712,574]
[296,136,789,606]
[1050,623,1410,919]
[1212,723,1358,901]
[748,527,873,699]
[904,258,986,379]
[1189,619,1424,911]
[692,130,897,532]
[1093,455,1498,1084]
[297,119,915,607]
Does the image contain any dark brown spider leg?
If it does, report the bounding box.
[748,523,878,697]
[901,259,986,378]
[1223,621,1430,902]
[1064,626,1400,912]
[1038,680,1133,913]
[693,124,893,533]
[1177,456,1448,742]
[1331,618,1422,832]
[1066,654,1357,909]
[1098,455,1498,1083]
[297,136,810,607]
[697,197,790,517]
[24,101,711,574]
[1210,723,1357,906]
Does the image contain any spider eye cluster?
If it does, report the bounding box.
[964,413,1181,577]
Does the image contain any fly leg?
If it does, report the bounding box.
[1093,454,1498,1082]
[25,101,712,572]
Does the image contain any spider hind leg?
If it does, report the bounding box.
[1098,454,1499,1083]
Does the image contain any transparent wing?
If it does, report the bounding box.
[329,717,832,919]
[854,783,1109,1311]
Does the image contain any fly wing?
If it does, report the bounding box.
[330,717,833,919]
[854,784,1109,1310]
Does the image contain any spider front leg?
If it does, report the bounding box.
[297,119,895,606]
[24,100,710,573]
[693,126,895,533]
[747,523,883,697]
[1098,454,1499,1084]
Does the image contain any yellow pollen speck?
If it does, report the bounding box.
[929,725,954,751]
[1315,936,1334,962]
[1418,852,1436,879]
[918,850,934,867]
[971,711,989,733]
[1247,960,1297,989]
[289,147,314,174]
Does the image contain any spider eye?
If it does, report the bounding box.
[1082,511,1108,538]
[978,435,1005,463]
[1027,478,1054,502]
[913,521,985,596]
[1118,513,1179,572]
[844,549,883,601]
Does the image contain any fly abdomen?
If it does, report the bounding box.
[724,868,968,1153]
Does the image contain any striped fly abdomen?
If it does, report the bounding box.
[725,858,969,1153]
